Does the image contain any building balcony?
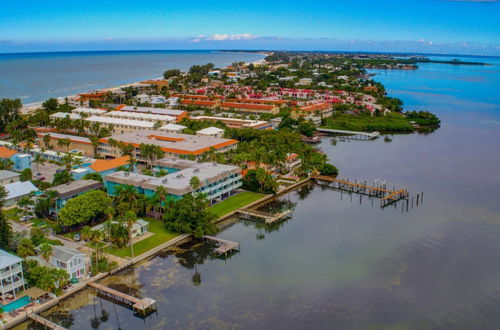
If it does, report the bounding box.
[0,265,22,280]
[1,278,25,293]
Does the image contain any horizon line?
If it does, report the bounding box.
[0,49,499,59]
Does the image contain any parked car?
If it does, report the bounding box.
[20,215,33,221]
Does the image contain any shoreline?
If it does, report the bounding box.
[20,53,267,114]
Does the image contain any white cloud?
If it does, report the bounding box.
[196,33,259,42]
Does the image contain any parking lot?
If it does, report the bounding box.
[32,162,65,183]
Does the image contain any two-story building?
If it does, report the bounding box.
[0,249,25,299]
[47,179,103,212]
[48,246,86,279]
[104,158,242,203]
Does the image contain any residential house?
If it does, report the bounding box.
[3,181,38,207]
[48,245,86,279]
[0,170,20,185]
[0,146,31,172]
[0,249,25,299]
[92,219,149,238]
[47,179,103,212]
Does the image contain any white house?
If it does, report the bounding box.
[49,246,86,279]
[159,123,186,133]
[92,219,149,238]
[196,127,225,138]
[0,249,25,299]
[3,181,38,207]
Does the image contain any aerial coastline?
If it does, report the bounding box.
[0,50,498,330]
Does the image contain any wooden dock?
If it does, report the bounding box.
[317,128,380,140]
[28,313,67,330]
[87,282,157,316]
[311,175,409,206]
[203,236,240,256]
[237,209,292,224]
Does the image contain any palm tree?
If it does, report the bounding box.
[89,136,100,158]
[40,243,53,261]
[154,186,167,218]
[123,211,137,258]
[33,154,44,175]
[42,134,52,149]
[190,176,201,191]
[81,226,93,242]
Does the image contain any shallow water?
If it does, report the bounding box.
[19,56,500,329]
[0,50,264,104]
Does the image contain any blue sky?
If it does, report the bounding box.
[1,0,499,55]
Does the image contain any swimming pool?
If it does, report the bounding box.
[0,296,31,312]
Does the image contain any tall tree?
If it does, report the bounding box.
[0,186,13,250]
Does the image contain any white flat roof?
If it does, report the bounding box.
[120,106,185,116]
[72,107,108,115]
[106,111,175,122]
[85,116,155,128]
[197,127,225,135]
[50,112,81,120]
[160,123,186,131]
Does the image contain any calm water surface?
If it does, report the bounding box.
[0,50,264,104]
[20,56,500,329]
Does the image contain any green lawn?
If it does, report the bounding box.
[108,218,179,258]
[5,208,21,221]
[208,191,266,218]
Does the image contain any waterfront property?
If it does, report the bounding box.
[104,158,242,203]
[0,249,26,300]
[92,219,149,238]
[3,181,38,207]
[98,131,238,160]
[50,112,81,120]
[47,179,103,211]
[47,245,86,279]
[0,170,20,185]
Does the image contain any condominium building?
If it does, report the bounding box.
[98,131,238,161]
[116,106,188,122]
[191,116,272,130]
[85,116,155,134]
[104,158,242,202]
[103,111,176,125]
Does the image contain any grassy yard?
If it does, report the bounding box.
[108,218,179,258]
[208,191,266,218]
[5,208,21,221]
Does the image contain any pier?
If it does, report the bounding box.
[87,282,157,316]
[237,208,292,224]
[203,236,240,256]
[317,128,380,140]
[28,313,67,330]
[311,175,409,206]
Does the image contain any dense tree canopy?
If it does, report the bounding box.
[58,190,110,227]
[163,192,218,238]
[0,98,21,133]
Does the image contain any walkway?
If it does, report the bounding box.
[311,175,409,206]
[203,236,240,256]
[318,128,380,139]
[87,282,157,316]
[28,313,67,330]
